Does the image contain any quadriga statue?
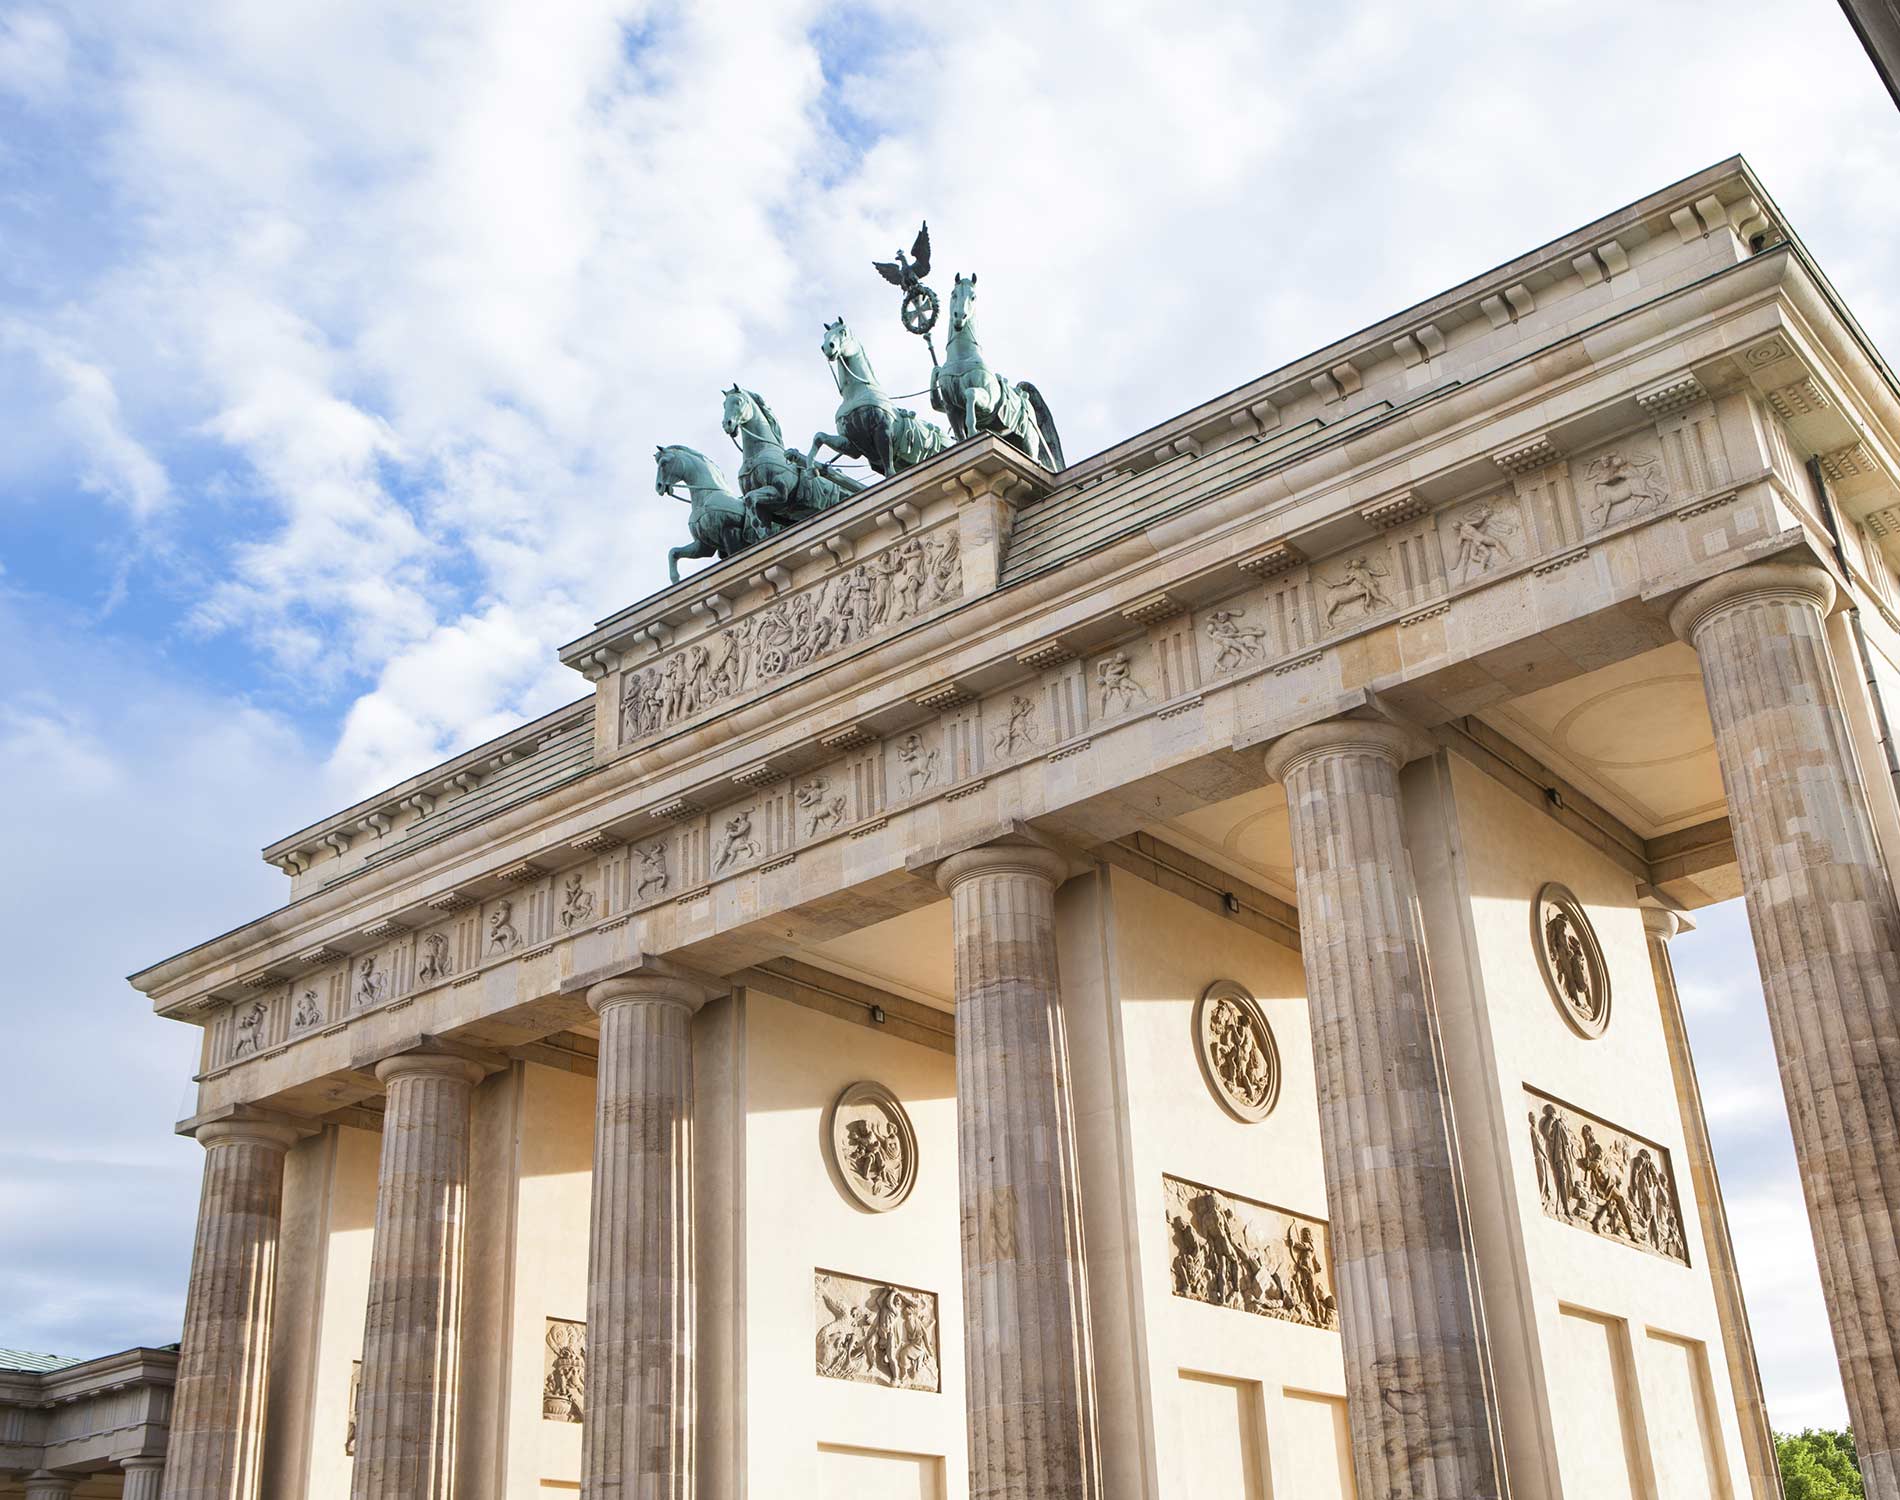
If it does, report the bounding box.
[723,384,865,529]
[808,317,951,478]
[932,273,1064,471]
[654,444,764,584]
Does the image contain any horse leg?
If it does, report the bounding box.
[669,539,713,584]
[963,387,980,441]
[871,414,895,477]
[809,430,851,462]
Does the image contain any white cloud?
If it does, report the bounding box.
[0,10,69,103]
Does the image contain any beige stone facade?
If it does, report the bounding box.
[119,157,1900,1498]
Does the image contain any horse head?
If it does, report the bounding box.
[721,385,751,437]
[949,272,977,332]
[820,316,857,365]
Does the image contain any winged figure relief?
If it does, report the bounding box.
[873,222,932,293]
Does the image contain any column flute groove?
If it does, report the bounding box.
[580,971,705,1500]
[350,1052,484,1500]
[937,842,1101,1500]
[159,1120,300,1500]
[1673,562,1900,1498]
[1265,719,1504,1500]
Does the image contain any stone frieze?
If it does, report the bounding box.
[814,1269,940,1391]
[1527,1087,1687,1263]
[1164,1174,1337,1329]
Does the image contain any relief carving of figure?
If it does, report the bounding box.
[814,1273,940,1392]
[293,988,323,1030]
[1536,884,1609,1036]
[489,900,522,954]
[897,733,939,794]
[542,1320,585,1422]
[636,841,670,899]
[1164,1176,1337,1329]
[991,694,1040,757]
[1204,608,1267,673]
[797,776,848,838]
[926,530,961,602]
[1452,501,1517,578]
[844,1118,905,1199]
[354,955,386,1007]
[1202,991,1277,1119]
[1545,909,1597,1021]
[233,999,267,1057]
[1529,1092,1686,1262]
[559,872,597,930]
[715,809,761,872]
[417,931,453,983]
[1097,651,1148,716]
[1585,449,1666,529]
[1324,555,1392,622]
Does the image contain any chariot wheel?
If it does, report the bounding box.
[758,646,788,677]
[901,285,939,336]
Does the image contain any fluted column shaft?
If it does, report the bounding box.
[580,974,705,1500]
[123,1458,168,1500]
[1673,561,1900,1497]
[936,843,1100,1500]
[349,1053,484,1500]
[24,1473,78,1499]
[159,1120,299,1500]
[1263,720,1502,1500]
[1644,907,1779,1500]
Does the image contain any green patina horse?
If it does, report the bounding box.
[722,384,864,529]
[655,444,765,584]
[808,317,951,478]
[932,273,1064,471]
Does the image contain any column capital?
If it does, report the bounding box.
[1262,715,1432,784]
[586,971,713,1015]
[1641,905,1688,942]
[190,1118,305,1153]
[120,1456,166,1471]
[23,1470,79,1497]
[934,838,1071,896]
[1668,559,1836,644]
[372,1049,488,1089]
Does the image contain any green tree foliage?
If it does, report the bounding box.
[1776,1427,1861,1500]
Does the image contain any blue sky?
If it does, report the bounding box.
[3,0,1896,1431]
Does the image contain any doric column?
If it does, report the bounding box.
[160,1119,301,1500]
[23,1473,78,1500]
[122,1457,168,1500]
[1643,906,1779,1500]
[1672,560,1900,1497]
[1262,719,1503,1500]
[580,971,710,1500]
[349,1052,486,1500]
[935,842,1100,1500]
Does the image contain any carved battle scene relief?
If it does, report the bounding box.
[814,1270,940,1392]
[1580,446,1667,532]
[1320,553,1393,629]
[1533,882,1611,1037]
[618,527,962,746]
[1527,1087,1688,1264]
[1164,1175,1338,1330]
[1445,497,1519,581]
[1203,607,1267,673]
[829,1081,918,1212]
[1194,980,1281,1122]
[543,1319,585,1422]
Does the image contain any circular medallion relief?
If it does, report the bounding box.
[829,1081,918,1212]
[1194,980,1281,1123]
[1534,882,1611,1038]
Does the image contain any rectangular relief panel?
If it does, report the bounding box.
[1526,1086,1689,1264]
[543,1318,585,1424]
[813,1269,940,1392]
[1163,1174,1338,1329]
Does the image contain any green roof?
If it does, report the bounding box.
[0,1348,82,1373]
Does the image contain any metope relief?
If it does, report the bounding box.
[488,899,523,955]
[1448,499,1518,580]
[635,840,670,899]
[1527,1088,1687,1263]
[292,987,324,1032]
[1164,1175,1337,1330]
[1194,980,1280,1122]
[713,808,762,872]
[829,1080,918,1212]
[353,954,387,1009]
[990,694,1040,759]
[619,528,962,745]
[1582,447,1667,530]
[814,1270,940,1392]
[1096,650,1148,716]
[417,931,454,984]
[796,775,848,839]
[558,872,597,930]
[1534,882,1610,1037]
[232,999,268,1059]
[1204,607,1267,673]
[894,732,940,796]
[543,1318,585,1422]
[1322,554,1392,625]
